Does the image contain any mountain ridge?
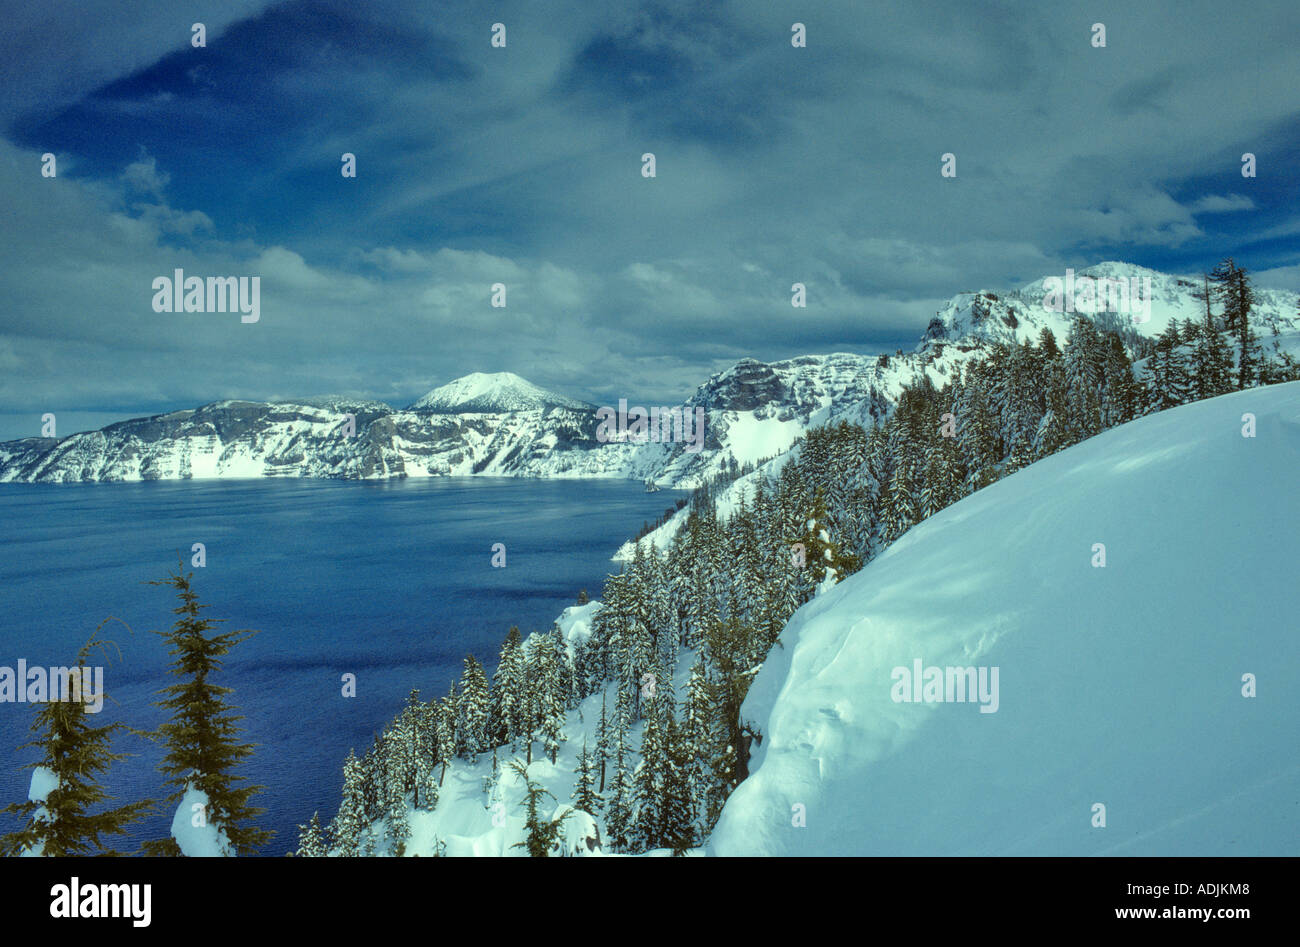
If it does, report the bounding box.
[2,263,1296,487]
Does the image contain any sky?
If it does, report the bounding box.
[1,0,1299,440]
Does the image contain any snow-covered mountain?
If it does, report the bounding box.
[707,381,1300,855]
[2,263,1296,486]
[408,371,592,414]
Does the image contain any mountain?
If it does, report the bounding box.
[408,371,592,414]
[2,263,1296,486]
[707,381,1300,855]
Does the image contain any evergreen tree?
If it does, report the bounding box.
[603,690,634,851]
[594,692,610,794]
[571,737,602,815]
[0,628,153,856]
[1211,258,1258,388]
[1192,279,1235,399]
[509,761,569,857]
[455,655,491,760]
[296,811,328,857]
[490,627,526,747]
[143,564,270,856]
[660,713,697,856]
[328,749,366,856]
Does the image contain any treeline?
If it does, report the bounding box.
[309,260,1298,856]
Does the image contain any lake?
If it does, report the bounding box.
[0,477,683,854]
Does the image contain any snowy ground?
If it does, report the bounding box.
[708,381,1300,855]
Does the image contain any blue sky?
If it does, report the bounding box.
[1,0,1298,440]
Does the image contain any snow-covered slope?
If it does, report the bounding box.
[409,371,592,414]
[707,381,1300,856]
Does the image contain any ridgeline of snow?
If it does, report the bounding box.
[707,381,1300,856]
[408,371,591,414]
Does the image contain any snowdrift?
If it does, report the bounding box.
[709,382,1300,856]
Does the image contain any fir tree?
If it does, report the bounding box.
[594,692,610,794]
[491,627,526,747]
[328,749,366,856]
[296,812,328,857]
[143,564,270,856]
[0,627,153,856]
[1211,258,1258,389]
[509,761,569,857]
[571,737,602,815]
[455,655,491,760]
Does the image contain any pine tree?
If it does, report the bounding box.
[571,737,602,815]
[1192,277,1235,399]
[603,689,634,851]
[509,761,569,857]
[328,749,366,856]
[532,633,566,763]
[434,686,455,786]
[630,694,666,851]
[594,692,610,794]
[143,564,270,856]
[296,812,328,857]
[0,628,153,856]
[482,746,500,801]
[660,713,697,856]
[1211,258,1258,389]
[455,655,491,760]
[491,627,526,747]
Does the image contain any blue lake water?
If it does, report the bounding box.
[0,477,683,854]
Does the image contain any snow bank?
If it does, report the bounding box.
[709,382,1300,856]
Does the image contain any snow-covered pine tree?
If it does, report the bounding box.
[571,736,602,816]
[491,627,526,748]
[630,691,666,851]
[381,730,411,855]
[594,692,610,794]
[1210,258,1258,389]
[661,711,697,856]
[456,655,491,761]
[529,632,566,764]
[603,689,635,852]
[0,629,153,856]
[1064,313,1105,438]
[680,655,713,837]
[143,564,270,856]
[434,685,455,785]
[295,811,328,857]
[1192,275,1235,399]
[328,749,366,856]
[509,761,568,857]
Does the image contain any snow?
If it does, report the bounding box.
[409,371,590,413]
[28,766,57,803]
[18,767,59,856]
[719,411,805,467]
[708,381,1300,856]
[171,786,234,857]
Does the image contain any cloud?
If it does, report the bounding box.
[3,0,1300,440]
[1188,194,1256,214]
